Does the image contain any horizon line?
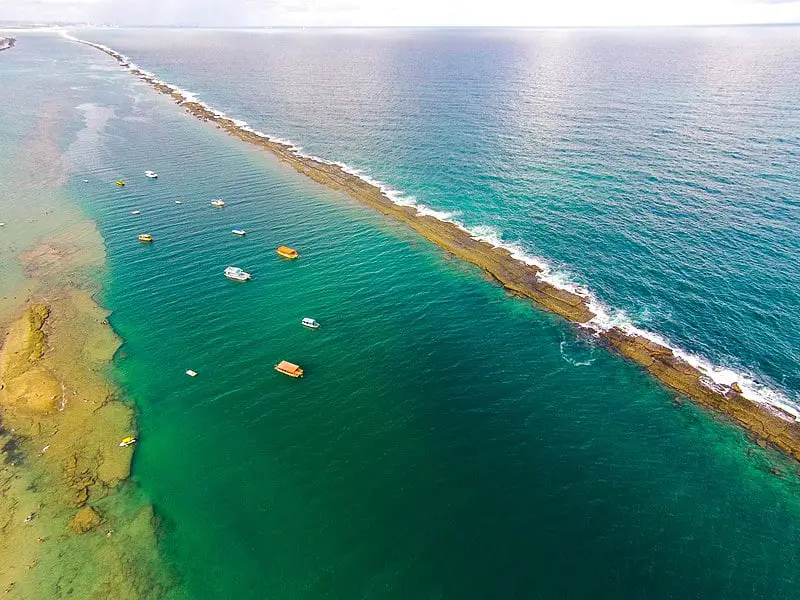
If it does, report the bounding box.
[3,22,800,31]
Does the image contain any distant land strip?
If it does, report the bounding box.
[74,36,800,464]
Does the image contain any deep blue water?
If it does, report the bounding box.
[5,30,800,600]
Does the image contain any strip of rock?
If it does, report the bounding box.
[73,37,800,463]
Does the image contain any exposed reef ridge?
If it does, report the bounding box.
[0,292,173,599]
[73,36,800,462]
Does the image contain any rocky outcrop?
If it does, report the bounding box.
[68,506,102,533]
[602,329,800,461]
[0,305,61,415]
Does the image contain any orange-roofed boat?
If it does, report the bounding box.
[276,246,298,259]
[275,360,304,378]
[138,234,154,243]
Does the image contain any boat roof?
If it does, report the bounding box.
[276,360,301,373]
[277,245,297,253]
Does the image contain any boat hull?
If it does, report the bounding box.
[275,366,303,378]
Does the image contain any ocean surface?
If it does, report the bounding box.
[4,28,800,599]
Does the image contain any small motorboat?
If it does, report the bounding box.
[301,318,320,329]
[115,180,125,186]
[175,200,183,204]
[118,436,137,447]
[211,199,225,208]
[224,266,251,281]
[83,179,89,183]
[232,228,246,236]
[276,246,298,259]
[144,170,158,179]
[138,234,154,243]
[185,369,198,377]
[131,210,141,215]
[275,360,304,378]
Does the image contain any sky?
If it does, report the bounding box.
[2,0,800,27]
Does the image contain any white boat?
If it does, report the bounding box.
[118,436,136,447]
[185,369,198,377]
[144,170,158,179]
[175,200,183,204]
[211,199,225,208]
[301,318,320,329]
[131,210,141,215]
[232,229,246,236]
[224,266,251,281]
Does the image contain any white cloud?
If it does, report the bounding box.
[2,0,800,26]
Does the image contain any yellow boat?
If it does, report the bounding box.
[118,436,136,448]
[275,360,304,378]
[115,180,126,186]
[138,234,154,243]
[276,246,298,259]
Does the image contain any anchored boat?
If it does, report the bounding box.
[276,246,298,259]
[138,234,154,242]
[224,266,251,281]
[211,199,225,208]
[144,170,158,179]
[301,318,320,329]
[275,360,304,378]
[232,228,246,236]
[115,180,125,186]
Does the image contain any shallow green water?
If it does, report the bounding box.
[7,32,800,599]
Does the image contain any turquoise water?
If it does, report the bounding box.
[6,31,800,599]
[83,26,800,407]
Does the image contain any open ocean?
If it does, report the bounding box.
[4,27,800,599]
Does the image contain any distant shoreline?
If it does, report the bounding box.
[70,35,800,464]
[0,37,16,52]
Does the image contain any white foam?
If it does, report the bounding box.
[582,296,800,420]
[61,30,799,419]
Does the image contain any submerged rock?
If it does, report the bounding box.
[69,506,102,533]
